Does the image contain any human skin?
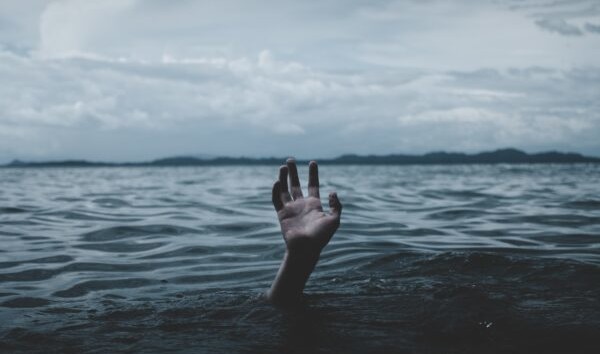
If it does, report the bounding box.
[267,158,342,304]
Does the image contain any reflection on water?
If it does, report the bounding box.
[1,164,599,353]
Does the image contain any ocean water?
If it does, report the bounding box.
[1,164,599,353]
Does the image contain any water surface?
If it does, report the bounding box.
[1,164,599,353]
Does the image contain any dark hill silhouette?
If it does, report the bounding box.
[3,148,599,168]
[332,148,598,164]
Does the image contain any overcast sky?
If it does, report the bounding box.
[1,0,599,162]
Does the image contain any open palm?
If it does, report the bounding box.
[272,159,342,253]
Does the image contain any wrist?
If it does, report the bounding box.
[267,248,321,304]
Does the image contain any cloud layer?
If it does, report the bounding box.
[0,0,599,161]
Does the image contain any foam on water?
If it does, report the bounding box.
[1,164,599,353]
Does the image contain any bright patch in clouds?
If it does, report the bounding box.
[0,0,599,162]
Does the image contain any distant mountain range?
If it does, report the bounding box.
[2,148,599,168]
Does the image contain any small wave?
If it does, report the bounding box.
[138,245,212,259]
[318,248,382,271]
[80,224,199,242]
[65,211,141,222]
[0,268,59,282]
[1,297,51,308]
[426,208,488,220]
[508,214,600,227]
[19,235,51,241]
[0,207,28,214]
[92,197,131,208]
[74,241,167,253]
[531,233,600,246]
[53,197,84,202]
[168,267,273,287]
[420,189,491,200]
[53,278,155,298]
[562,199,600,210]
[205,222,274,233]
[0,255,73,270]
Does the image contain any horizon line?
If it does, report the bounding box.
[3,148,600,167]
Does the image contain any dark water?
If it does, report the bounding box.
[1,164,599,353]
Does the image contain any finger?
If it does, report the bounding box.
[278,165,292,204]
[272,181,284,212]
[308,160,320,198]
[286,157,303,200]
[328,192,342,219]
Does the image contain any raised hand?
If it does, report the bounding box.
[267,158,342,304]
[272,159,342,253]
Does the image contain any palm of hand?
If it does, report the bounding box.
[278,196,339,251]
[272,160,342,254]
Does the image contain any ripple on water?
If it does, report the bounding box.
[53,278,156,298]
[508,214,600,227]
[0,268,59,282]
[0,207,29,214]
[91,197,131,208]
[79,224,199,242]
[562,199,600,210]
[137,245,212,259]
[60,211,142,222]
[0,255,74,270]
[1,297,51,308]
[73,241,167,253]
[426,208,489,220]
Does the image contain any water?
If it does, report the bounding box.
[1,164,599,353]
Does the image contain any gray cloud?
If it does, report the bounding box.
[2,47,598,161]
[506,0,600,37]
[535,18,583,36]
[585,22,600,33]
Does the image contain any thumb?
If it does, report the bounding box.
[328,192,342,219]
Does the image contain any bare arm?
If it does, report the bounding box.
[267,159,342,304]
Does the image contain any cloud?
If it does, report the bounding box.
[505,0,600,38]
[535,18,583,36]
[1,45,599,160]
[584,22,600,33]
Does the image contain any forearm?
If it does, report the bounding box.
[267,249,321,304]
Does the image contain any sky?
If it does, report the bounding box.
[1,0,599,162]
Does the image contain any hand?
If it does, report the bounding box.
[272,159,342,254]
[267,158,342,304]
